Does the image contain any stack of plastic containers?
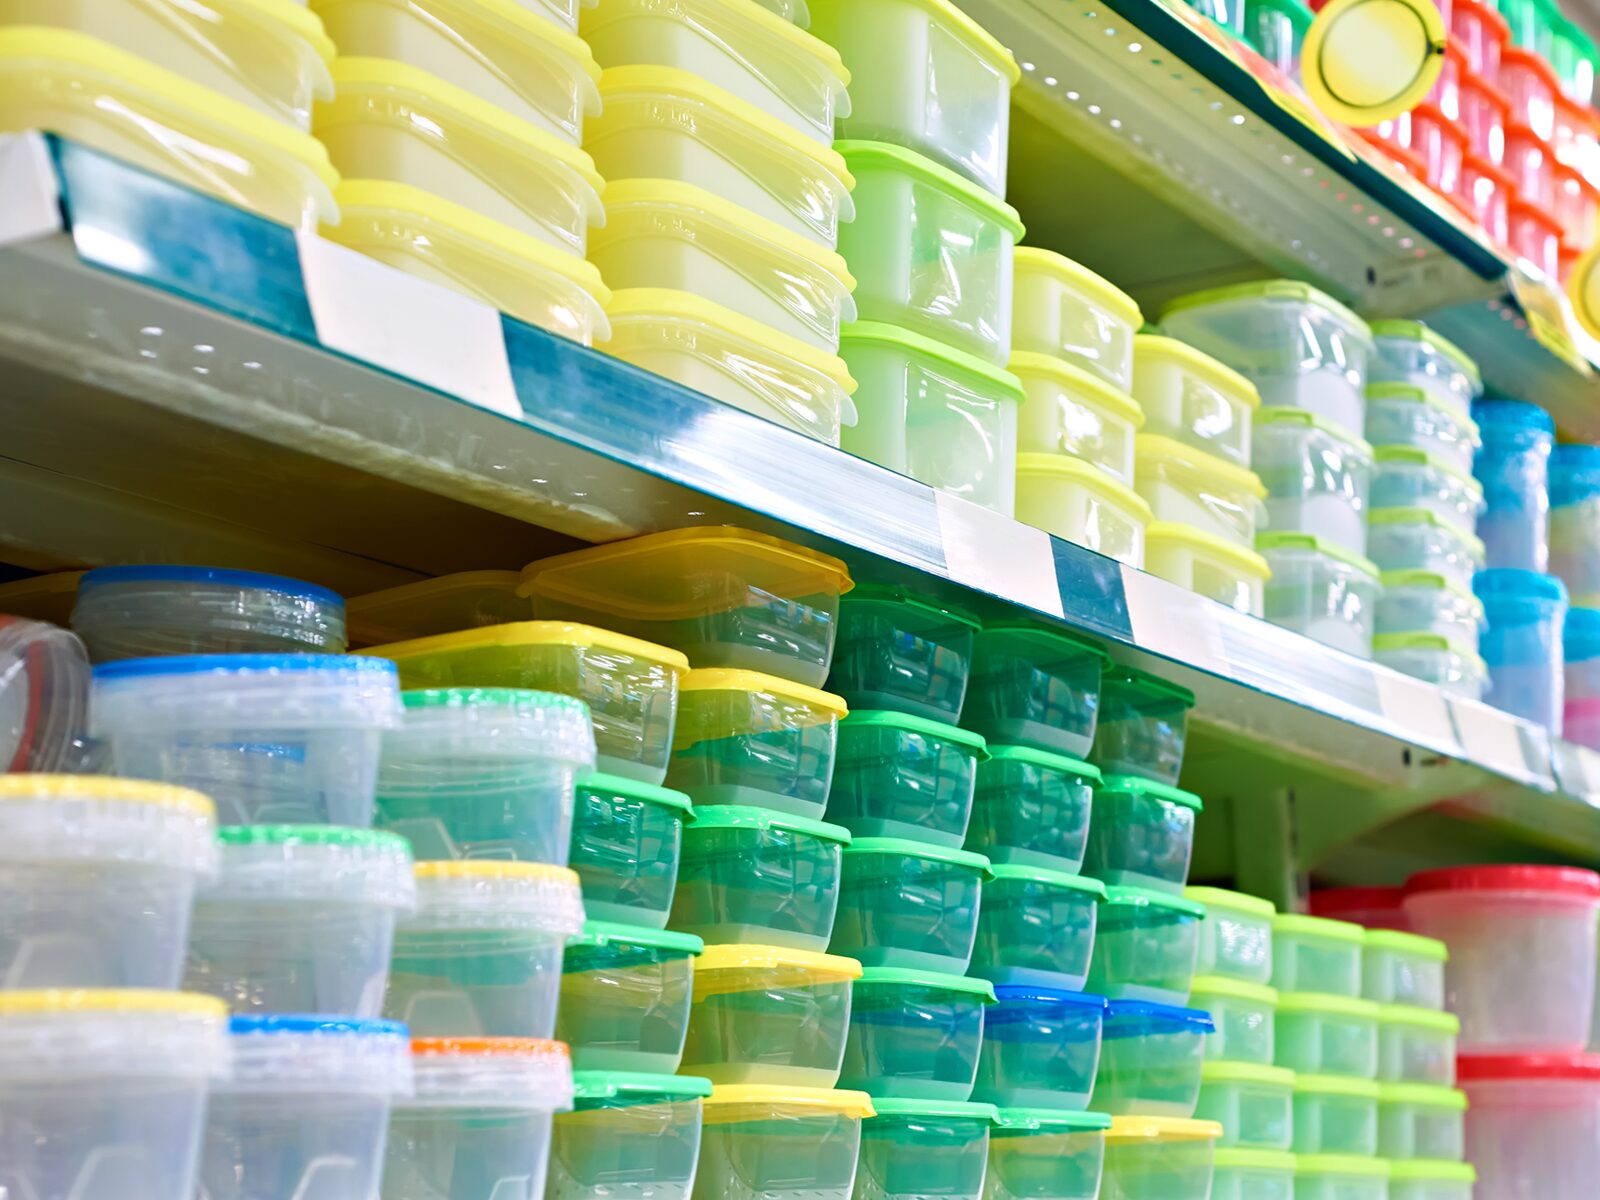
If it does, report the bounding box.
[1474,398,1553,573]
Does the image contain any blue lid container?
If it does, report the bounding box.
[1091,1000,1216,1118]
[1476,569,1568,731]
[1551,444,1600,508]
[1567,607,1600,664]
[1473,398,1556,446]
[972,986,1109,1112]
[1473,400,1553,574]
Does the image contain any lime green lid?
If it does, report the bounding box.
[577,772,694,815]
[1364,929,1448,961]
[1378,1003,1461,1033]
[1255,532,1380,577]
[1274,914,1365,944]
[835,140,1025,238]
[1380,570,1484,617]
[1213,1148,1297,1171]
[1277,992,1380,1018]
[1377,1082,1467,1109]
[1373,445,1485,494]
[1366,383,1483,438]
[1201,1061,1296,1086]
[983,744,1102,781]
[842,322,1024,405]
[1104,884,1206,918]
[1368,319,1482,387]
[1296,1155,1390,1179]
[843,584,983,630]
[867,1097,1000,1121]
[401,687,589,714]
[1101,664,1196,709]
[1373,633,1489,676]
[1098,775,1202,811]
[1190,975,1279,1005]
[991,863,1108,898]
[842,709,990,754]
[569,921,704,955]
[857,966,998,1000]
[1184,886,1276,918]
[1162,281,1371,344]
[844,837,993,876]
[993,1107,1113,1131]
[1388,1160,1477,1184]
[1254,407,1375,454]
[574,1071,713,1103]
[686,805,852,843]
[1294,1074,1381,1099]
[218,825,409,849]
[1367,507,1486,552]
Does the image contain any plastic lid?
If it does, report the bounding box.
[1378,570,1484,616]
[1377,1004,1460,1033]
[574,1070,713,1103]
[1213,1149,1297,1171]
[1458,1052,1600,1080]
[976,620,1111,663]
[1273,913,1366,943]
[1474,397,1555,438]
[1276,992,1381,1017]
[1201,1061,1295,1086]
[841,583,982,629]
[1102,999,1216,1035]
[0,773,212,815]
[1105,1116,1223,1144]
[1183,886,1276,918]
[693,944,862,999]
[1367,319,1482,386]
[983,744,1102,780]
[577,772,693,814]
[1161,282,1371,343]
[1013,246,1141,326]
[393,687,596,768]
[1098,775,1203,811]
[1101,664,1197,710]
[1133,335,1260,407]
[406,1037,573,1110]
[1372,635,1485,673]
[94,652,393,681]
[224,1015,413,1096]
[700,1084,875,1121]
[1189,975,1279,1005]
[847,323,1025,406]
[866,1097,1001,1121]
[1007,350,1145,428]
[209,825,416,908]
[1102,885,1207,917]
[1405,863,1600,897]
[1373,446,1486,495]
[680,669,847,716]
[692,805,851,843]
[1254,407,1376,455]
[567,920,704,957]
[989,863,1108,897]
[1309,885,1404,918]
[1145,524,1273,579]
[78,565,342,607]
[1302,0,1449,124]
[856,967,997,1000]
[992,985,1110,1012]
[1474,568,1570,606]
[1295,1155,1390,1178]
[842,709,989,752]
[1294,1074,1381,1098]
[1377,1082,1468,1108]
[1567,606,1600,662]
[407,860,586,934]
[1363,929,1448,960]
[0,988,230,1080]
[1388,1161,1477,1184]
[1134,435,1269,498]
[1256,532,1381,577]
[993,1107,1113,1131]
[1013,453,1156,518]
[844,837,991,874]
[0,988,226,1017]
[837,140,1029,237]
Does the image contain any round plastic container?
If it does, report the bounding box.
[92,653,402,826]
[186,825,415,1016]
[1187,887,1275,985]
[828,584,981,722]
[1309,885,1408,930]
[1132,435,1268,552]
[1084,775,1201,894]
[1257,533,1381,658]
[1143,523,1272,617]
[1210,1148,1296,1200]
[1294,1154,1389,1200]
[0,775,216,989]
[201,1014,412,1200]
[1477,568,1568,730]
[1567,607,1600,747]
[1505,117,1557,207]
[827,708,988,845]
[831,837,990,973]
[673,805,848,951]
[1101,1116,1224,1200]
[1375,570,1484,653]
[0,989,229,1200]
[548,1071,710,1200]
[1090,1001,1215,1117]
[1194,1063,1294,1150]
[1508,196,1563,276]
[840,968,997,1099]
[971,864,1105,990]
[1372,445,1486,535]
[1551,443,1600,604]
[0,615,89,773]
[1009,350,1144,486]
[1089,667,1194,788]
[1376,632,1490,696]
[1189,976,1278,1065]
[1132,334,1260,470]
[1011,248,1143,391]
[1388,1160,1478,1200]
[569,772,693,928]
[966,744,1099,874]
[1273,993,1380,1076]
[1368,507,1485,592]
[985,1107,1110,1200]
[1087,886,1205,1005]
[1378,1004,1460,1085]
[693,1084,872,1200]
[382,1036,574,1199]
[1454,0,1509,78]
[1365,384,1481,476]
[1271,914,1364,996]
[1252,409,1374,557]
[1460,1052,1600,1200]
[1292,1074,1379,1154]
[1014,453,1153,567]
[1378,1081,1467,1159]
[971,985,1108,1110]
[962,623,1108,760]
[1474,397,1554,573]
[386,860,585,1038]
[1363,929,1448,1008]
[1368,319,1482,415]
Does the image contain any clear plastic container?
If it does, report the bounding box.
[1372,445,1486,533]
[1293,1155,1389,1200]
[548,1071,711,1200]
[1474,397,1555,573]
[1089,667,1195,788]
[962,623,1108,760]
[1292,1074,1379,1154]
[1308,886,1407,930]
[1256,533,1381,659]
[1132,435,1268,551]
[92,653,403,826]
[1084,775,1202,895]
[1375,571,1484,654]
[831,837,990,973]
[1367,319,1483,415]
[71,565,347,660]
[970,864,1105,990]
[185,825,416,1016]
[569,772,694,928]
[827,585,981,722]
[0,617,88,773]
[1188,976,1278,1065]
[693,1085,872,1200]
[1009,351,1145,485]
[1551,443,1600,604]
[1388,1160,1478,1200]
[558,921,703,1073]
[1376,631,1489,697]
[839,968,997,1100]
[1477,566,1568,731]
[967,745,1099,874]
[1210,1148,1296,1200]
[1087,886,1206,1006]
[1377,1081,1467,1159]
[1014,454,1154,568]
[1460,1052,1600,1200]
[852,1096,997,1199]
[1378,1004,1459,1085]
[971,985,1108,1110]
[673,805,849,951]
[1100,1116,1223,1200]
[1143,523,1272,617]
[201,1014,412,1200]
[1012,248,1143,392]
[0,989,229,1200]
[0,775,216,989]
[1368,507,1486,592]
[1252,409,1373,557]
[1271,914,1364,996]
[1186,887,1275,985]
[984,1107,1110,1200]
[385,860,586,1038]
[1090,1001,1215,1117]
[1364,383,1481,476]
[1194,1063,1294,1149]
[345,572,531,647]
[828,709,988,846]
[1363,930,1447,1008]
[1273,993,1380,1076]
[1131,335,1260,469]
[835,139,1024,366]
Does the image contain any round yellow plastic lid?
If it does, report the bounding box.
[1364,929,1448,960]
[358,620,690,671]
[0,774,214,815]
[1007,350,1145,427]
[1184,886,1276,918]
[1014,247,1142,327]
[1105,1116,1223,1144]
[1133,335,1261,408]
[415,860,580,885]
[680,668,848,715]
[1273,913,1366,943]
[1302,0,1448,125]
[0,989,228,1017]
[701,1084,875,1122]
[1014,453,1155,518]
[1134,435,1269,498]
[1569,243,1600,338]
[1294,1073,1381,1099]
[1378,1003,1461,1033]
[1145,523,1273,579]
[1189,975,1280,1005]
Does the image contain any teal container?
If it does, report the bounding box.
[568,773,693,929]
[852,1098,998,1200]
[693,1085,872,1200]
[827,585,982,722]
[671,806,850,951]
[966,745,1100,874]
[971,986,1108,1110]
[831,838,992,973]
[984,1108,1110,1200]
[962,624,1108,760]
[839,968,996,1100]
[556,922,704,1073]
[970,865,1105,990]
[1089,1001,1215,1118]
[1088,668,1195,787]
[827,711,989,846]
[547,1072,710,1200]
[1083,776,1203,896]
[1086,887,1205,1006]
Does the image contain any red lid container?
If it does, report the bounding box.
[1413,101,1470,195]
[1505,120,1557,209]
[1499,46,1560,141]
[1459,1052,1600,1081]
[1452,0,1511,80]
[1460,70,1512,164]
[1308,886,1409,930]
[1428,44,1466,120]
[1407,864,1600,897]
[1462,152,1515,244]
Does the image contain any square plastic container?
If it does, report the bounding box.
[827,709,989,845]
[1087,886,1206,1006]
[839,968,997,1099]
[1460,1053,1600,1200]
[681,944,861,1086]
[1012,248,1143,391]
[835,140,1024,366]
[1083,775,1202,895]
[1372,446,1486,530]
[831,838,991,973]
[1188,976,1278,1065]
[1100,1116,1223,1200]
[548,1072,710,1200]
[1274,993,1380,1077]
[1375,571,1484,654]
[1252,409,1374,557]
[1375,633,1489,698]
[1271,914,1364,996]
[1090,1001,1215,1118]
[971,985,1108,1110]
[693,1085,872,1200]
[557,922,704,1073]
[962,623,1109,760]
[853,1096,997,1199]
[1368,319,1483,415]
[1292,1074,1379,1154]
[1377,1082,1467,1159]
[569,773,694,928]
[1378,1004,1460,1085]
[1210,1148,1296,1200]
[672,805,848,951]
[1009,351,1145,485]
[1478,567,1568,731]
[1365,383,1482,476]
[1194,1063,1294,1150]
[1294,1155,1390,1200]
[1015,454,1154,566]
[1186,887,1275,986]
[1388,1160,1478,1200]
[970,865,1105,990]
[1143,523,1273,618]
[1089,667,1195,788]
[1132,335,1261,470]
[1132,435,1269,552]
[828,585,981,722]
[1257,533,1381,659]
[1362,930,1447,1008]
[985,1108,1110,1200]
[966,745,1100,874]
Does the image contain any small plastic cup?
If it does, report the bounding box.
[971,985,1108,1110]
[839,967,996,1100]
[1378,1004,1460,1085]
[1274,993,1380,1076]
[1186,887,1275,985]
[1270,914,1364,996]
[375,687,596,866]
[1377,1082,1467,1159]
[200,1015,413,1200]
[970,864,1105,990]
[1100,1116,1224,1200]
[1291,1074,1379,1155]
[831,837,991,973]
[0,775,216,989]
[672,805,850,951]
[1083,776,1202,895]
[548,1071,711,1200]
[827,710,988,845]
[386,861,586,1038]
[961,623,1109,760]
[1362,930,1446,1007]
[1088,667,1195,786]
[827,584,982,722]
[1210,1148,1296,1200]
[1188,976,1278,1065]
[1194,1062,1294,1150]
[1294,1154,1390,1200]
[1086,886,1205,1005]
[984,1107,1110,1200]
[1090,1000,1215,1117]
[694,1085,873,1200]
[854,1097,998,1200]
[568,773,694,928]
[966,745,1099,873]
[557,922,704,1073]
[1388,1160,1478,1200]
[185,825,416,1017]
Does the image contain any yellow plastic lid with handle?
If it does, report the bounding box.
[1302,0,1448,125]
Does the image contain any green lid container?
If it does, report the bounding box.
[855,1097,998,1199]
[827,710,989,847]
[1083,776,1203,896]
[966,745,1100,875]
[962,623,1109,760]
[1088,666,1195,787]
[986,1108,1110,1200]
[557,922,704,1074]
[569,772,693,929]
[827,584,982,723]
[840,968,997,1100]
[971,864,1107,990]
[1086,886,1206,1006]
[551,1071,710,1198]
[831,837,992,974]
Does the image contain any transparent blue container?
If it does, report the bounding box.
[1472,398,1554,573]
[971,986,1108,1111]
[1550,444,1600,606]
[1476,568,1568,732]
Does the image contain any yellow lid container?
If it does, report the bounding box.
[1014,453,1152,568]
[701,1083,875,1122]
[1144,521,1272,618]
[346,571,529,647]
[693,943,862,998]
[1133,434,1269,552]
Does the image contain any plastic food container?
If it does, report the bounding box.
[1378,1004,1459,1085]
[827,585,980,722]
[1363,929,1447,1008]
[1144,524,1271,617]
[1132,335,1260,470]
[185,825,415,1016]
[1505,118,1556,206]
[1388,1160,1478,1200]
[1453,0,1508,77]
[1375,570,1484,653]
[1083,775,1201,895]
[92,653,402,826]
[1477,568,1568,731]
[1461,74,1511,165]
[1460,1053,1600,1200]
[1012,248,1143,391]
[0,615,88,774]
[673,805,847,951]
[971,864,1105,990]
[1372,445,1486,535]
[683,945,860,1086]
[1367,507,1485,592]
[1292,1074,1378,1154]
[1132,435,1268,551]
[1475,398,1555,573]
[1368,319,1481,415]
[1210,1148,1296,1200]
[1092,667,1197,789]
[1087,886,1205,1005]
[386,861,585,1038]
[828,709,988,845]
[842,322,1022,515]
[1187,887,1275,986]
[985,1107,1110,1200]
[382,1036,574,1200]
[1365,384,1480,476]
[1405,864,1600,1052]
[548,1071,710,1200]
[0,775,216,989]
[1378,1081,1467,1159]
[1014,453,1153,567]
[1009,350,1144,485]
[1503,44,1559,137]
[1552,444,1600,604]
[1188,976,1278,1065]
[1100,1116,1223,1200]
[1272,915,1364,997]
[201,1015,412,1200]
[557,922,703,1073]
[1257,533,1380,658]
[1091,1001,1215,1117]
[345,571,531,646]
[1194,1063,1294,1150]
[836,140,1023,366]
[72,565,347,660]
[0,989,229,1200]
[1375,633,1489,697]
[1274,993,1380,1076]
[570,773,694,928]
[967,745,1099,874]
[972,985,1108,1110]
[852,1096,997,1199]
[1252,409,1374,556]
[1567,607,1600,747]
[839,967,996,1099]
[962,623,1108,760]
[694,1085,873,1200]
[831,837,990,972]
[1310,885,1408,930]
[1294,1155,1390,1200]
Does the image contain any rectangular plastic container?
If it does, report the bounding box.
[839,968,996,1100]
[1132,335,1261,469]
[853,1097,997,1200]
[1083,772,1203,898]
[971,986,1108,1110]
[1365,383,1481,476]
[1375,570,1484,655]
[1377,1082,1467,1159]
[1388,1160,1478,1200]
[569,774,693,929]
[1372,446,1486,531]
[961,623,1108,760]
[1252,409,1374,557]
[1375,633,1489,698]
[1087,886,1206,1005]
[827,585,980,723]
[1362,930,1448,1008]
[1100,1116,1223,1200]
[1257,533,1382,659]
[1090,1001,1215,1117]
[1187,887,1275,985]
[1188,976,1278,1065]
[966,745,1099,874]
[1292,1074,1379,1154]
[1210,1148,1296,1200]
[1014,453,1154,568]
[1367,508,1486,592]
[1009,250,1141,395]
[1089,667,1195,788]
[1294,1155,1390,1200]
[1132,435,1268,551]
[1274,993,1380,1077]
[547,1072,710,1200]
[970,865,1105,991]
[827,709,988,845]
[1194,1063,1294,1150]
[985,1108,1110,1200]
[557,923,704,1073]
[1378,1004,1459,1085]
[1271,914,1364,996]
[1368,319,1482,415]
[831,838,990,973]
[693,1085,872,1200]
[1143,523,1272,617]
[1009,351,1145,485]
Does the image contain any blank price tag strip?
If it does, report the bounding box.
[1121,564,1226,676]
[1449,697,1550,786]
[935,493,1065,617]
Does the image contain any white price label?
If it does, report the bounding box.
[935,493,1064,616]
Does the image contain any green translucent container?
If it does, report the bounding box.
[1377,1083,1466,1160]
[853,1098,998,1200]
[1083,776,1202,895]
[568,773,693,929]
[671,806,850,951]
[831,838,991,973]
[966,745,1100,874]
[1086,887,1205,1005]
[839,968,996,1100]
[1292,1074,1379,1155]
[556,922,704,1073]
[827,711,989,846]
[827,585,982,722]
[1210,1148,1296,1200]
[971,986,1108,1110]
[984,1108,1110,1200]
[970,865,1105,990]
[1193,1062,1294,1150]
[962,624,1108,759]
[1362,929,1446,1008]
[1090,1000,1214,1118]
[1388,1160,1477,1200]
[1294,1154,1389,1200]
[1271,915,1364,996]
[1187,976,1278,1065]
[1088,668,1195,787]
[547,1072,710,1200]
[1274,993,1379,1077]
[693,1085,872,1200]
[1186,888,1275,985]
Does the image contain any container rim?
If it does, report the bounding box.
[79,565,342,606]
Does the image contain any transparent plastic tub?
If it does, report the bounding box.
[839,968,996,1099]
[345,571,530,647]
[0,618,90,774]
[984,1108,1110,1200]
[0,989,228,1200]
[693,1085,872,1200]
[1252,409,1373,556]
[1087,886,1205,1006]
[1377,1082,1467,1159]
[1363,930,1448,1007]
[1371,446,1486,531]
[1100,1116,1223,1200]
[673,805,848,951]
[966,744,1099,874]
[1292,1074,1379,1154]
[1271,914,1364,996]
[1143,523,1271,617]
[971,985,1108,1110]
[970,864,1105,990]
[185,825,416,1016]
[1551,443,1600,603]
[1378,1004,1460,1085]
[376,687,596,866]
[385,860,586,1038]
[1014,454,1153,568]
[1132,435,1268,551]
[1273,993,1380,1076]
[1367,507,1486,592]
[1368,319,1482,414]
[827,584,981,722]
[1460,1053,1600,1200]
[1474,397,1554,572]
[828,709,988,845]
[1012,248,1143,391]
[1209,1148,1296,1200]
[962,623,1108,760]
[1388,1160,1477,1200]
[0,775,216,989]
[1131,335,1260,469]
[1375,571,1484,654]
[1084,775,1202,895]
[1090,1001,1215,1118]
[92,653,403,826]
[1187,976,1277,1065]
[201,1015,412,1200]
[1089,667,1195,788]
[1194,1063,1294,1149]
[71,564,347,660]
[1294,1155,1390,1200]
[549,1071,710,1200]
[831,837,990,973]
[1376,632,1489,696]
[1364,383,1481,475]
[1477,567,1568,731]
[1257,533,1381,659]
[1009,351,1144,485]
[682,944,860,1087]
[835,139,1024,366]
[1186,887,1275,985]
[570,772,693,928]
[558,921,704,1073]
[851,1097,998,1199]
